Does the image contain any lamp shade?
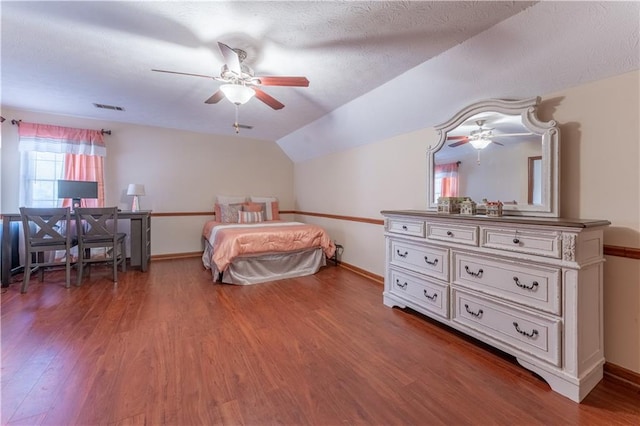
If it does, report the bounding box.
[127,184,145,196]
[220,84,255,105]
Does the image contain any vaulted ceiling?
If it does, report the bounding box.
[2,1,639,162]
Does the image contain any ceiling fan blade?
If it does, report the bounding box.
[254,76,310,87]
[254,88,284,110]
[151,69,215,79]
[447,135,467,140]
[218,42,242,75]
[492,141,504,146]
[448,139,469,147]
[204,90,224,104]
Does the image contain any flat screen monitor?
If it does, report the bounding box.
[57,180,98,209]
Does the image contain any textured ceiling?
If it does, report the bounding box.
[277,0,640,162]
[1,1,534,138]
[1,1,639,163]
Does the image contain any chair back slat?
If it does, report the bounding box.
[20,207,72,245]
[76,208,117,237]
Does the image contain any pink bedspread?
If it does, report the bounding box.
[203,220,336,272]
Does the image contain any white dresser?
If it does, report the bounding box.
[381,210,610,402]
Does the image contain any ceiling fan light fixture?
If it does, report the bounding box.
[469,138,492,150]
[220,84,255,105]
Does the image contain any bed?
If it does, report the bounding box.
[202,218,336,285]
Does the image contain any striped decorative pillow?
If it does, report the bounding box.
[238,211,263,224]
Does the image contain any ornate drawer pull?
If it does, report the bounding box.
[395,279,407,289]
[464,304,483,317]
[513,322,538,338]
[513,238,520,244]
[423,290,437,301]
[396,249,408,258]
[402,225,408,230]
[513,277,539,290]
[464,265,483,278]
[424,256,438,266]
[446,231,453,236]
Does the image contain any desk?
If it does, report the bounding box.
[1,210,151,287]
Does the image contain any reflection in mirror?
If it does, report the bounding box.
[434,112,541,205]
[427,98,559,217]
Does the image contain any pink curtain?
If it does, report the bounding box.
[435,162,459,197]
[17,122,106,155]
[63,154,105,208]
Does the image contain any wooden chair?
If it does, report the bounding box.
[75,207,126,285]
[19,207,76,293]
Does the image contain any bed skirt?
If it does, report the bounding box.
[202,242,326,285]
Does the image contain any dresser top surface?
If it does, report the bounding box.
[380,210,610,229]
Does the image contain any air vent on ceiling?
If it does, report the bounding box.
[93,103,125,111]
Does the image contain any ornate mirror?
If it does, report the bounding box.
[427,97,559,217]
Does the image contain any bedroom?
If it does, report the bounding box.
[1,1,639,424]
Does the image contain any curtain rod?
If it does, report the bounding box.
[10,119,111,135]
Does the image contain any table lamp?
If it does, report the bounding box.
[127,184,145,212]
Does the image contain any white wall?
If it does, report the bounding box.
[0,108,294,255]
[543,71,640,373]
[293,70,640,374]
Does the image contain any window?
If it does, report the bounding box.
[20,151,65,207]
[17,122,106,208]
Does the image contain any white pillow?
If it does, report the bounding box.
[217,195,246,204]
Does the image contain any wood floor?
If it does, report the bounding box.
[1,258,639,426]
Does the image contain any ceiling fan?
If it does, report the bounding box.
[447,119,532,149]
[152,42,309,111]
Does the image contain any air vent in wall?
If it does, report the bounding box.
[93,103,125,111]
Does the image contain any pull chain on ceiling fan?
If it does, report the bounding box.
[232,104,254,134]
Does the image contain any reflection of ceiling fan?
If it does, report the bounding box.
[152,42,309,110]
[447,119,531,149]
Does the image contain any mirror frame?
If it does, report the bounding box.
[427,97,560,217]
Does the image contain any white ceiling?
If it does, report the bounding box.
[2,1,639,162]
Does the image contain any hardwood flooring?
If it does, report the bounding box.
[1,258,639,425]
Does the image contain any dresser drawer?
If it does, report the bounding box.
[427,222,478,246]
[481,227,561,259]
[390,240,448,281]
[390,269,448,319]
[387,218,425,237]
[452,289,561,366]
[452,252,561,315]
